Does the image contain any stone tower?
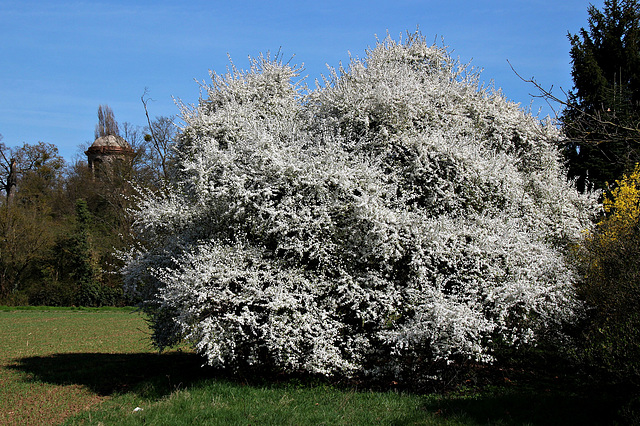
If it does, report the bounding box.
[85,134,135,176]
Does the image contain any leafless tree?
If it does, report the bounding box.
[141,89,176,183]
[95,104,120,139]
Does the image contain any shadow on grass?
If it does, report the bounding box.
[8,351,332,400]
[8,351,216,399]
[423,385,625,425]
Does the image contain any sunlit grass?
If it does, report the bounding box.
[69,381,442,425]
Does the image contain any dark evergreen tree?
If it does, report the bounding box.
[563,0,640,192]
[69,199,102,306]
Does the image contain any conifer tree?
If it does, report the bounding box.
[563,0,640,192]
[70,199,102,306]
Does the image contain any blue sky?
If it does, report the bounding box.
[1,0,600,161]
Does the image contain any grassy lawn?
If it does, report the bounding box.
[0,307,634,425]
[0,307,156,424]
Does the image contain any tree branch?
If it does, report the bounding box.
[508,60,640,139]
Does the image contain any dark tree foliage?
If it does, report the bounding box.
[0,105,175,306]
[563,0,640,192]
[68,199,104,306]
[0,139,65,205]
[0,140,66,301]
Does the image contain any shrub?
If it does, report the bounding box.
[121,33,598,382]
[575,164,640,383]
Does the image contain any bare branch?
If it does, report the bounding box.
[508,60,640,139]
[141,89,173,182]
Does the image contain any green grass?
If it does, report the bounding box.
[0,307,635,425]
[0,307,153,424]
[68,380,439,425]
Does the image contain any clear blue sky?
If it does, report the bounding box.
[1,0,601,161]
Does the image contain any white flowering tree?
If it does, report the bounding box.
[122,33,598,381]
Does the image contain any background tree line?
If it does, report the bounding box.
[0,105,176,306]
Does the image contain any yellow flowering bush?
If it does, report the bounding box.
[577,164,640,383]
[599,164,640,244]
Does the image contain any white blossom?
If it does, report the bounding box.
[122,33,598,380]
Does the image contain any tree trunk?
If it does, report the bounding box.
[6,158,17,203]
